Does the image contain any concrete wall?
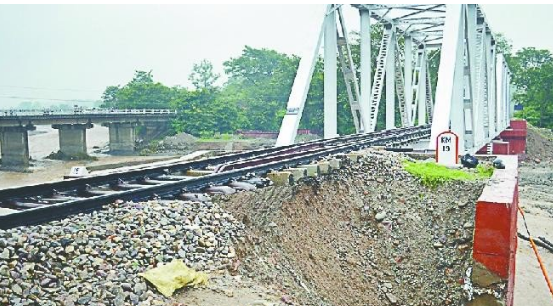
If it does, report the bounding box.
[471,155,519,306]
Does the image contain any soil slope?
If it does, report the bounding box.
[219,150,485,305]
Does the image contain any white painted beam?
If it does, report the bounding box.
[404,35,413,126]
[386,30,396,130]
[359,8,371,131]
[429,4,465,152]
[275,5,328,147]
[324,6,338,139]
[418,48,427,125]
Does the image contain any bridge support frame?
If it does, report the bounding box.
[275,4,511,151]
[0,125,35,170]
[429,4,512,154]
[103,122,138,155]
[139,121,170,142]
[324,5,338,139]
[359,7,372,129]
[52,123,93,157]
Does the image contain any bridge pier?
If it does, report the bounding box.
[52,123,93,157]
[140,121,170,142]
[0,125,35,170]
[103,122,138,154]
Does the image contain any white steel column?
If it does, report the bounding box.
[465,4,480,151]
[386,29,396,130]
[487,39,496,138]
[496,54,505,132]
[275,5,328,147]
[324,6,338,139]
[359,8,371,130]
[474,17,487,147]
[507,71,512,123]
[417,48,427,125]
[404,35,413,126]
[429,4,466,152]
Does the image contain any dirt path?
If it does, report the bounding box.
[514,162,553,305]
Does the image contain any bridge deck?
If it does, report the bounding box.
[0,109,177,126]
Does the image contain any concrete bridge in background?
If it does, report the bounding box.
[0,109,176,170]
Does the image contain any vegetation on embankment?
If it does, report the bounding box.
[403,160,493,188]
[46,151,98,161]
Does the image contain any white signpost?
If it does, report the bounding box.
[435,131,459,166]
[68,166,89,178]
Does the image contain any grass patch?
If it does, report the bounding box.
[476,164,495,178]
[197,133,240,142]
[403,160,493,188]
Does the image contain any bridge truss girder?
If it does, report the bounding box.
[429,4,511,153]
[275,4,512,154]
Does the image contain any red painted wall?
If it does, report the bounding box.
[492,141,510,155]
[472,159,518,306]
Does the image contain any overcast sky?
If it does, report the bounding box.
[0,4,552,108]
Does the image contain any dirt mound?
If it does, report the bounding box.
[218,151,485,305]
[163,132,199,147]
[525,126,553,163]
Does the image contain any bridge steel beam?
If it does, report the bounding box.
[276,4,511,150]
[466,4,479,151]
[275,6,327,147]
[324,5,338,139]
[359,8,372,130]
[0,125,35,170]
[487,36,497,138]
[404,35,413,126]
[429,4,512,153]
[102,122,138,155]
[429,4,466,152]
[417,46,428,125]
[52,123,93,157]
[385,28,396,130]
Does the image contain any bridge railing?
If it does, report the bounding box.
[0,108,177,117]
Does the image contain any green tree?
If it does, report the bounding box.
[189,60,220,90]
[101,70,176,109]
[171,89,241,136]
[494,33,513,57]
[101,85,120,107]
[508,46,553,128]
[130,70,154,84]
[222,46,300,131]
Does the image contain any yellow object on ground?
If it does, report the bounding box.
[138,259,209,297]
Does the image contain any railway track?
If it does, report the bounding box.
[0,125,431,229]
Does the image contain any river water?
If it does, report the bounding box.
[28,125,110,159]
[0,125,118,188]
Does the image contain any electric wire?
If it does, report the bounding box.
[518,206,553,299]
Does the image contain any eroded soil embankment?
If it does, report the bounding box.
[218,151,485,305]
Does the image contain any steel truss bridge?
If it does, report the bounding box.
[276,4,512,154]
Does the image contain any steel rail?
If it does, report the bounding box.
[0,125,430,229]
[0,125,428,200]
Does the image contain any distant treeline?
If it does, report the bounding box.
[102,27,553,137]
[100,25,441,137]
[501,39,553,128]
